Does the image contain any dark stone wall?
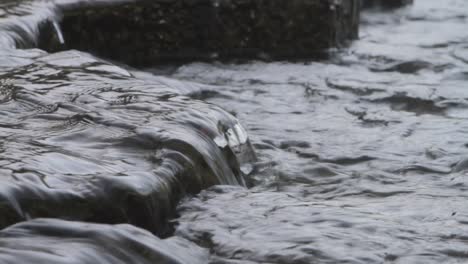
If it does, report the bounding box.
[361,0,413,9]
[39,0,360,66]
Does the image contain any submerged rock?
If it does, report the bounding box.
[0,49,255,236]
[38,0,360,66]
[0,218,208,264]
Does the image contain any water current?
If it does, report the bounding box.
[1,0,468,263]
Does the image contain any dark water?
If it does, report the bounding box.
[2,0,468,263]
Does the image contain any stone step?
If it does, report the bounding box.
[361,0,413,9]
[39,0,360,66]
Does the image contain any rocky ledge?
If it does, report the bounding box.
[0,49,256,237]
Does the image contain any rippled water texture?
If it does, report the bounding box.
[0,219,209,264]
[2,0,468,263]
[0,47,256,234]
[170,1,468,263]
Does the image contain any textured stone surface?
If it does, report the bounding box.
[361,0,413,9]
[39,0,360,66]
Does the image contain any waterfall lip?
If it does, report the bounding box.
[0,1,59,49]
[0,46,255,236]
[0,0,260,234]
[0,0,123,49]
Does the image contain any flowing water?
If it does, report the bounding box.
[1,0,468,263]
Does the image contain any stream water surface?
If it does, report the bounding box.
[1,0,468,263]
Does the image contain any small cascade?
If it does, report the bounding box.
[52,20,64,44]
[0,1,58,49]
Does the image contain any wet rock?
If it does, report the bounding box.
[0,50,255,236]
[0,218,208,264]
[39,0,360,66]
[361,0,413,9]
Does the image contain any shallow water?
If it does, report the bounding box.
[1,0,468,263]
[169,1,468,263]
